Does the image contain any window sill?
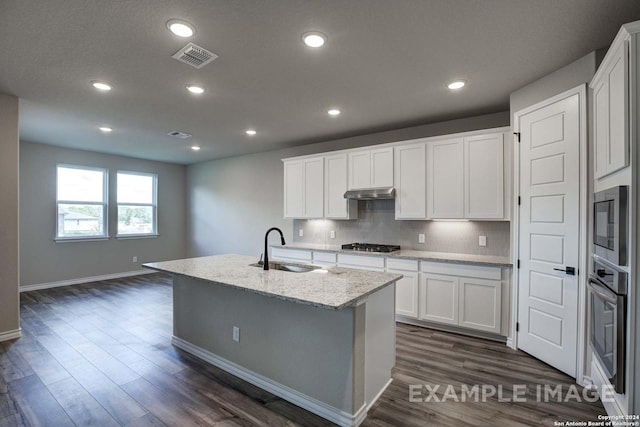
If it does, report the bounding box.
[55,236,109,243]
[115,234,159,240]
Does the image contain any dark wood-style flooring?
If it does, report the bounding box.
[1,273,605,426]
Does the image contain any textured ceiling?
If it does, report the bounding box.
[1,0,639,164]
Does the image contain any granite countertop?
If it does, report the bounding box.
[143,254,402,310]
[278,243,512,267]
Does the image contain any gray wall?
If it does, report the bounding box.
[293,201,510,256]
[0,93,20,337]
[187,111,509,257]
[510,50,602,118]
[20,141,187,286]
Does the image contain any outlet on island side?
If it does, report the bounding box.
[232,326,240,342]
[132,256,138,263]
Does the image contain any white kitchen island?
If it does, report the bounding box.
[143,254,402,427]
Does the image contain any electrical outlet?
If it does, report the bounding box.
[132,256,138,263]
[232,326,240,342]
[418,233,425,244]
[330,230,336,239]
[479,235,487,247]
[298,229,304,237]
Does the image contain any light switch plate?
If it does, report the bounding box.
[479,235,487,247]
[298,229,304,237]
[418,233,425,244]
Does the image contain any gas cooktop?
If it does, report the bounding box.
[341,243,401,253]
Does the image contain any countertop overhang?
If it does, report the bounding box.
[143,254,402,310]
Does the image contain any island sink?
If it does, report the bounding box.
[249,261,321,273]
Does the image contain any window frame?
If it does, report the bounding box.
[55,164,109,242]
[115,170,158,239]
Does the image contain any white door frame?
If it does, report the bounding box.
[510,84,589,386]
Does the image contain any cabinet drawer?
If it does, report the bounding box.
[386,258,418,272]
[271,248,312,262]
[420,261,500,281]
[337,254,385,270]
[313,251,337,264]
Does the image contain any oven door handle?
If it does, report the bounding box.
[588,277,617,304]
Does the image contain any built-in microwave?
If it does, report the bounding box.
[593,186,628,266]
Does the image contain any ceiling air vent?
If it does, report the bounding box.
[172,43,218,69]
[167,130,192,139]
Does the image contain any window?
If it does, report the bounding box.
[56,165,108,240]
[117,171,157,237]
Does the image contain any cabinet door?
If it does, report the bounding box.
[395,143,426,219]
[371,147,394,188]
[464,133,504,219]
[458,277,501,334]
[427,138,463,218]
[325,154,357,219]
[389,269,419,318]
[419,273,458,325]
[592,39,628,179]
[348,150,371,189]
[283,160,303,218]
[303,158,324,218]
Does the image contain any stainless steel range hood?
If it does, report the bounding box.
[343,187,396,200]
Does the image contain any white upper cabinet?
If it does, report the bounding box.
[324,153,357,219]
[348,147,393,189]
[591,31,630,179]
[395,142,426,219]
[427,138,464,218]
[464,133,504,219]
[283,157,323,219]
[427,134,505,220]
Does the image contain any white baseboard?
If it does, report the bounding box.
[366,378,392,412]
[0,328,22,342]
[172,336,369,427]
[20,269,155,292]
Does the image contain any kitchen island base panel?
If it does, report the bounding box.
[172,275,395,427]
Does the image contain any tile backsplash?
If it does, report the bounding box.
[293,200,511,256]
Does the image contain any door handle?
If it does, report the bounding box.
[554,266,576,276]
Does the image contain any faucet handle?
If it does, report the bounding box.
[257,253,264,266]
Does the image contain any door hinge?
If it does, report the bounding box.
[514,132,521,143]
[518,196,521,206]
[516,322,520,332]
[517,259,520,269]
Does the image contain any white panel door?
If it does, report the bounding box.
[394,143,426,219]
[516,91,581,377]
[348,150,371,189]
[427,138,463,218]
[324,154,355,219]
[464,133,504,219]
[303,158,324,218]
[389,269,419,318]
[419,273,458,325]
[458,277,501,333]
[283,160,303,218]
[371,147,394,188]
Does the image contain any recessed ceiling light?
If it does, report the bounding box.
[246,129,257,136]
[191,145,201,151]
[99,127,113,133]
[91,81,112,91]
[328,109,341,116]
[186,85,205,94]
[167,19,195,38]
[302,32,327,48]
[447,80,466,90]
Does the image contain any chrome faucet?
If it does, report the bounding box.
[263,227,286,271]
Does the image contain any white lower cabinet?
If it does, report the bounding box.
[270,248,312,263]
[337,254,385,271]
[312,251,337,267]
[386,259,419,319]
[419,262,502,334]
